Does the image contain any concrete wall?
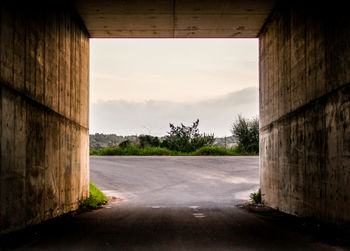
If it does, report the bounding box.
[0,2,89,234]
[259,2,350,224]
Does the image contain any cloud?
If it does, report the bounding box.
[90,87,259,137]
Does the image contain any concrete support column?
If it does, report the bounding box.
[0,2,90,234]
[259,1,350,224]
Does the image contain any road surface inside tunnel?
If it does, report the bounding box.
[0,156,341,250]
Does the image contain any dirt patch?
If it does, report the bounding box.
[108,196,124,203]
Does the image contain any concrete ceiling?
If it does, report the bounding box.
[73,0,276,38]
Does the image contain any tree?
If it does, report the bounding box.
[231,115,259,153]
[162,119,215,152]
[138,135,160,148]
[119,140,131,148]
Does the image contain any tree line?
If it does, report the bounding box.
[90,115,259,156]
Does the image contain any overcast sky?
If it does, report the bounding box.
[90,39,259,137]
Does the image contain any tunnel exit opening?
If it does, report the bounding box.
[88,38,260,207]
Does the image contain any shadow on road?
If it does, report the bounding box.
[1,157,349,250]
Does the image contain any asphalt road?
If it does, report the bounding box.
[1,156,345,250]
[90,156,260,207]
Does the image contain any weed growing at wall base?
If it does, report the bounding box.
[80,182,109,209]
[250,189,264,205]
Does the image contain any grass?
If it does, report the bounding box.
[193,146,253,156]
[250,188,264,205]
[80,182,109,209]
[90,145,257,156]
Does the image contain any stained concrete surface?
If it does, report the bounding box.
[0,3,90,234]
[1,156,347,250]
[73,0,276,38]
[259,2,350,224]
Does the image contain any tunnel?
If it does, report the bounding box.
[0,0,349,234]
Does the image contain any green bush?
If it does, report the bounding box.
[119,140,132,148]
[140,147,173,155]
[122,145,141,155]
[90,149,99,155]
[164,119,215,152]
[80,182,109,209]
[232,115,259,154]
[139,135,160,148]
[99,147,123,156]
[193,146,255,156]
[194,146,232,156]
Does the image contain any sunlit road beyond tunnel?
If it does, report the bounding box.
[90,156,260,208]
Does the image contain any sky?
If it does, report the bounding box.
[90,39,259,137]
